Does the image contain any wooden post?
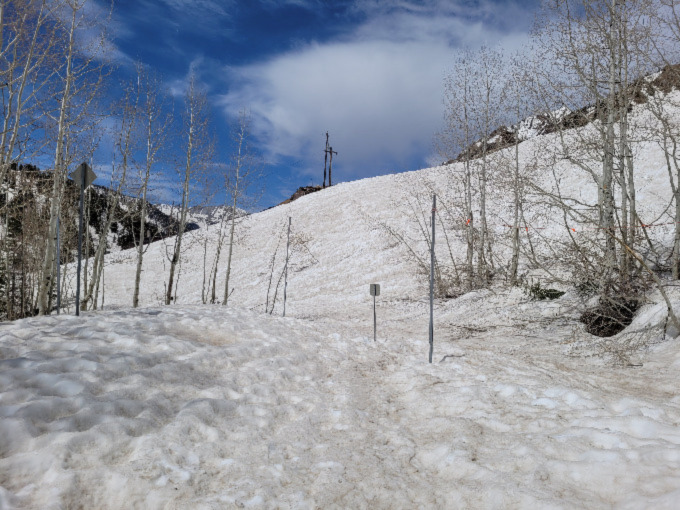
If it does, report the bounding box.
[328,146,337,187]
[323,132,329,188]
[323,132,337,187]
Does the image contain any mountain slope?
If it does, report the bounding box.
[3,83,680,508]
[101,91,679,320]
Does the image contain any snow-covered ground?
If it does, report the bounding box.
[4,92,680,507]
[3,289,680,508]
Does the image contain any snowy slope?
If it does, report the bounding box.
[3,91,680,508]
[3,292,680,508]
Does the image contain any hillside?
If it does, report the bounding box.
[3,85,680,508]
[1,165,189,255]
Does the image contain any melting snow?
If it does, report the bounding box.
[3,92,680,508]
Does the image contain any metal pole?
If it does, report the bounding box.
[283,216,291,317]
[75,167,85,316]
[373,294,377,342]
[56,216,60,315]
[429,194,436,363]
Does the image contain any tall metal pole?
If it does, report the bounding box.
[75,167,85,316]
[429,194,436,363]
[56,216,60,315]
[373,293,377,342]
[283,216,291,317]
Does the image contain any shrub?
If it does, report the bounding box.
[526,280,565,301]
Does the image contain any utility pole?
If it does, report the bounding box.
[328,145,337,187]
[323,132,329,188]
[323,132,337,188]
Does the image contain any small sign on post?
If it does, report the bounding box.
[56,216,60,315]
[370,283,380,342]
[70,162,97,189]
[69,162,97,317]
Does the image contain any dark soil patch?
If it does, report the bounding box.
[580,298,640,337]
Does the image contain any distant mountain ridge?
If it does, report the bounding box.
[448,64,680,164]
[2,164,194,256]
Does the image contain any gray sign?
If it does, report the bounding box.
[370,283,380,297]
[70,162,97,189]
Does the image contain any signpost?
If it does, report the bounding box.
[56,216,60,315]
[370,283,380,342]
[69,162,96,316]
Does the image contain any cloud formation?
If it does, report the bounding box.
[219,1,535,183]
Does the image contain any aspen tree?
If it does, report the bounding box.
[37,0,107,315]
[165,73,212,305]
[222,109,261,306]
[441,47,505,287]
[82,79,138,311]
[0,0,59,315]
[133,66,170,308]
[532,0,651,292]
[441,50,476,285]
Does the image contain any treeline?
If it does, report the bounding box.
[415,0,680,337]
[0,162,197,320]
[0,0,260,321]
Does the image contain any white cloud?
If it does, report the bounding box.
[225,40,447,176]
[219,7,533,182]
[47,0,132,65]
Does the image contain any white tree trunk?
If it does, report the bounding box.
[37,5,76,315]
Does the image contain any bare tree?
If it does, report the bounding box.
[440,49,477,285]
[472,46,505,283]
[502,54,538,285]
[133,66,170,308]
[440,46,506,287]
[221,109,261,305]
[165,73,212,305]
[37,0,109,315]
[644,2,680,278]
[0,0,59,186]
[82,77,138,311]
[0,0,61,316]
[531,0,652,294]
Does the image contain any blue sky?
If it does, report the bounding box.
[98,0,539,209]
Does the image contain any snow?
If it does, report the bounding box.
[0,295,680,508]
[4,92,680,508]
[3,291,680,507]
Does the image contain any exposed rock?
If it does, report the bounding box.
[278,185,323,206]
